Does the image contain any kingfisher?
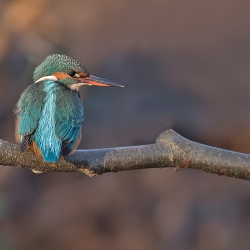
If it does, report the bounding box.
[15,54,123,164]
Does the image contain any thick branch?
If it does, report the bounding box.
[0,129,250,180]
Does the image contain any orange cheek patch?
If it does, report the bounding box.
[80,73,89,78]
[52,72,70,80]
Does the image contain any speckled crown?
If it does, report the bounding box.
[33,54,89,82]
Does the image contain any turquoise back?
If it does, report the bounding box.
[17,81,84,163]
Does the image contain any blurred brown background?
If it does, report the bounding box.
[0,0,250,249]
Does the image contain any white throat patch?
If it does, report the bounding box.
[69,83,92,91]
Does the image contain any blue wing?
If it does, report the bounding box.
[55,89,84,156]
[16,83,45,150]
[17,82,83,160]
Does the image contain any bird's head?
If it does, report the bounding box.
[33,54,123,90]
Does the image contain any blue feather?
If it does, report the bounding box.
[17,83,45,138]
[54,86,83,154]
[34,81,62,163]
[17,80,84,163]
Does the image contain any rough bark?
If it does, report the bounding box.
[0,129,250,180]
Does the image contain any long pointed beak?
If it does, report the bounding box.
[81,75,124,87]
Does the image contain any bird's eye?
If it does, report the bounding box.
[69,71,76,77]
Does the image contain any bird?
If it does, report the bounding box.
[15,54,123,164]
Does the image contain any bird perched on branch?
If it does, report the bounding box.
[15,54,123,164]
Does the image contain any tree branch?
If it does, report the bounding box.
[1,129,250,180]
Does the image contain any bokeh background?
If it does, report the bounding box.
[0,0,250,249]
